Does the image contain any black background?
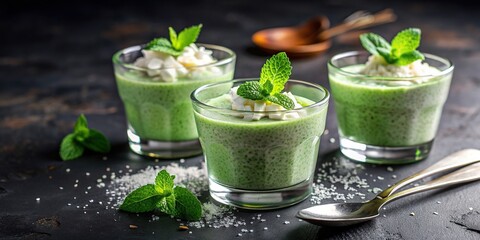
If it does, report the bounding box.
[1,0,480,239]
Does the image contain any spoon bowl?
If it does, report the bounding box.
[252,16,331,58]
[297,201,380,227]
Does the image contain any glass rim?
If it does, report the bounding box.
[191,78,330,114]
[328,51,454,81]
[112,43,236,71]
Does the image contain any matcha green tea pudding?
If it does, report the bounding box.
[113,24,235,158]
[328,28,454,164]
[192,53,329,209]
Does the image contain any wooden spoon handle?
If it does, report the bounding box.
[318,8,397,40]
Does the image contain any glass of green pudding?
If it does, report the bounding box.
[329,42,453,164]
[191,77,329,209]
[113,25,236,158]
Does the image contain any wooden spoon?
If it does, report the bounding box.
[252,9,397,58]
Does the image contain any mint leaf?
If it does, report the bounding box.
[266,93,295,110]
[377,47,396,64]
[59,114,110,161]
[360,33,391,56]
[173,186,202,221]
[73,114,89,141]
[395,50,425,66]
[157,194,176,216]
[119,169,203,221]
[145,24,202,55]
[260,52,291,94]
[237,81,265,100]
[360,28,425,66]
[60,133,84,161]
[74,114,88,133]
[145,38,182,56]
[80,129,110,153]
[262,80,274,96]
[391,28,421,57]
[235,52,296,112]
[120,184,163,213]
[154,170,175,196]
[169,27,178,49]
[175,24,202,51]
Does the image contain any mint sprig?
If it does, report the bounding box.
[236,52,295,110]
[60,114,110,161]
[360,28,425,66]
[145,24,202,56]
[120,170,202,221]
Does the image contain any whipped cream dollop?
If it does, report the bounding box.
[133,44,219,82]
[361,55,439,78]
[229,86,304,121]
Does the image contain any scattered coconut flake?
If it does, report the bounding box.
[311,156,378,204]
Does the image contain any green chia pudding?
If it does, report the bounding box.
[113,25,235,146]
[194,93,328,190]
[329,28,454,151]
[329,64,452,146]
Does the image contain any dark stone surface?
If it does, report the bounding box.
[1,0,480,239]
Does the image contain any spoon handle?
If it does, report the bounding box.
[376,148,480,199]
[382,161,480,205]
[318,8,397,40]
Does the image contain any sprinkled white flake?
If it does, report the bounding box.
[284,221,290,225]
[410,212,415,216]
[66,168,71,173]
[310,157,374,204]
[373,188,383,194]
[433,212,438,215]
[86,172,90,176]
[386,167,394,172]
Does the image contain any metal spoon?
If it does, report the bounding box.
[297,149,480,227]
